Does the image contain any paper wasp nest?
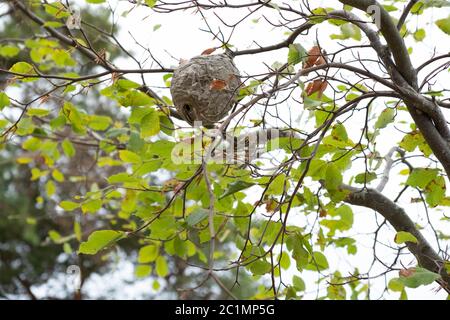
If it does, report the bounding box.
[170,53,241,127]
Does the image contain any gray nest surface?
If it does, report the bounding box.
[170,53,241,127]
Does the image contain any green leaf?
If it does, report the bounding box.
[406,168,439,188]
[382,4,398,12]
[145,0,158,7]
[388,278,405,292]
[44,3,70,18]
[0,92,10,110]
[23,138,43,152]
[375,108,395,129]
[342,23,361,40]
[425,175,446,207]
[292,275,306,291]
[107,172,139,184]
[413,28,426,41]
[279,252,291,270]
[288,43,307,65]
[336,205,353,230]
[289,234,310,271]
[62,102,86,134]
[118,90,154,107]
[129,107,153,124]
[117,79,140,89]
[87,115,112,131]
[306,251,329,271]
[394,231,418,244]
[331,23,361,41]
[52,169,65,182]
[59,200,80,211]
[219,180,255,199]
[325,163,343,191]
[140,110,160,138]
[81,199,102,214]
[309,7,329,24]
[119,150,142,164]
[43,21,64,28]
[27,108,50,117]
[186,208,209,226]
[10,61,33,74]
[354,172,377,184]
[411,1,425,14]
[135,265,152,278]
[331,123,348,141]
[50,115,67,130]
[78,230,124,255]
[62,139,76,158]
[398,267,441,288]
[86,0,106,3]
[0,45,20,58]
[267,174,289,196]
[52,49,75,67]
[436,15,450,35]
[138,245,159,263]
[155,256,169,277]
[400,130,432,156]
[159,114,174,136]
[46,180,56,196]
[249,259,272,275]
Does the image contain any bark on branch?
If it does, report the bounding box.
[343,185,450,293]
[333,3,450,180]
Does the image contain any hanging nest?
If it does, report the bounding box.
[170,53,241,127]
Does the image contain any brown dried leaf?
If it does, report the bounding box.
[39,95,50,104]
[201,48,216,55]
[399,268,415,278]
[162,179,179,192]
[209,79,227,90]
[304,46,326,68]
[305,79,328,98]
[265,199,277,212]
[111,72,120,83]
[95,48,107,64]
[315,55,327,67]
[173,182,185,194]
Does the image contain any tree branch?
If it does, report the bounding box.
[233,22,313,57]
[343,185,450,293]
[339,0,418,87]
[329,8,450,179]
[9,0,183,120]
[397,0,419,31]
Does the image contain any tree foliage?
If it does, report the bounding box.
[1,0,450,300]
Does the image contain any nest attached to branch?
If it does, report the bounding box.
[170,53,241,127]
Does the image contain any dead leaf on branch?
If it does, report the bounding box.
[305,79,328,98]
[201,47,216,55]
[399,268,415,278]
[304,46,327,69]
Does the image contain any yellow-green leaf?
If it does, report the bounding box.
[119,150,142,164]
[78,230,124,255]
[81,199,102,214]
[155,256,169,277]
[60,200,80,211]
[394,231,418,244]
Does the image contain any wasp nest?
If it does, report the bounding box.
[170,53,241,127]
